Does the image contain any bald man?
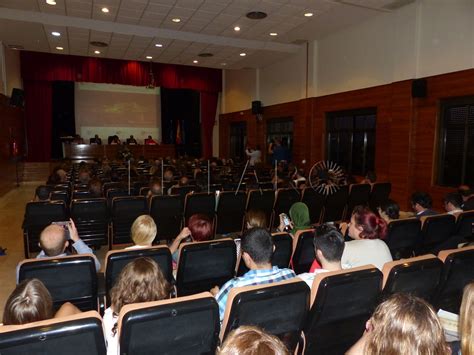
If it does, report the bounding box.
[37,219,100,271]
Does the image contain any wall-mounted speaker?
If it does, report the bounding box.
[252,100,263,114]
[412,79,427,98]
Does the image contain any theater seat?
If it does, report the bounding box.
[303,265,382,355]
[368,182,391,211]
[176,239,236,296]
[118,292,219,355]
[110,196,148,246]
[273,188,301,228]
[0,311,106,355]
[149,195,183,242]
[291,229,316,274]
[246,189,275,229]
[384,218,421,260]
[18,254,98,312]
[220,279,309,352]
[184,192,216,224]
[419,214,456,254]
[381,254,443,303]
[215,191,247,235]
[433,245,474,313]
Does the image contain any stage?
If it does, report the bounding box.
[63,144,176,161]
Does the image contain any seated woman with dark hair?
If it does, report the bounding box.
[2,279,80,325]
[378,199,400,224]
[169,214,213,264]
[245,209,267,230]
[342,205,392,271]
[103,257,171,355]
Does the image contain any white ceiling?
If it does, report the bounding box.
[0,0,412,69]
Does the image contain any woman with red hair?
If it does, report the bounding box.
[341,206,392,271]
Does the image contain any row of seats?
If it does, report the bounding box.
[22,182,391,258]
[7,245,474,355]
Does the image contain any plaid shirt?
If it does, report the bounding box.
[215,266,296,320]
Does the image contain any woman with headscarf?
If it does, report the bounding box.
[277,202,312,235]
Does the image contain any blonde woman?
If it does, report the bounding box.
[126,215,157,249]
[346,293,450,355]
[458,282,474,355]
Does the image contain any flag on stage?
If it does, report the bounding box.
[176,120,182,144]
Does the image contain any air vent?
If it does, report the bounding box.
[198,53,214,57]
[383,0,416,10]
[89,41,108,47]
[8,44,24,50]
[246,11,267,20]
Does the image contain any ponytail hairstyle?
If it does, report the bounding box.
[352,206,387,240]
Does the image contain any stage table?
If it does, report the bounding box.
[63,144,176,161]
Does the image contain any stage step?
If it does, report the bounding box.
[22,162,50,182]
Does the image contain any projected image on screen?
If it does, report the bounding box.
[75,83,161,143]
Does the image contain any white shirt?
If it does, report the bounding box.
[103,307,119,355]
[447,208,463,215]
[341,239,393,271]
[245,149,262,166]
[298,269,329,288]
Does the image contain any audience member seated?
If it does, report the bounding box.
[144,135,158,145]
[126,135,138,145]
[361,171,377,184]
[458,185,474,211]
[89,134,102,145]
[47,167,67,185]
[377,199,400,224]
[72,134,84,144]
[147,179,162,198]
[2,279,80,325]
[276,202,312,235]
[449,282,474,355]
[411,191,438,218]
[169,214,213,263]
[34,185,51,201]
[245,209,267,229]
[125,215,156,249]
[342,206,392,271]
[110,135,121,145]
[33,220,100,271]
[443,192,464,215]
[297,224,344,287]
[217,326,289,355]
[103,257,171,355]
[77,169,91,185]
[88,178,103,198]
[346,293,450,355]
[211,227,296,321]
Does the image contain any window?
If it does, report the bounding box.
[229,122,247,159]
[267,117,294,154]
[438,97,474,186]
[326,108,376,175]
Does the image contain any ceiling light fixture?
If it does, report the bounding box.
[94,50,101,54]
[46,0,56,5]
[246,11,267,20]
[51,31,61,37]
[146,56,153,59]
[304,12,313,17]
[240,53,246,57]
[221,63,227,66]
[56,46,64,50]
[172,18,181,23]
[234,26,240,31]
[269,32,278,36]
[155,43,163,47]
[101,7,109,13]
[193,60,198,64]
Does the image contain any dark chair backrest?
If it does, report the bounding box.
[454,211,474,238]
[322,185,349,223]
[104,247,173,303]
[176,239,236,296]
[215,191,247,235]
[118,293,220,355]
[346,184,371,220]
[73,190,94,200]
[149,195,183,241]
[50,190,70,206]
[71,198,109,248]
[246,189,275,229]
[273,188,301,228]
[18,255,98,311]
[220,279,310,352]
[381,254,443,303]
[0,311,106,355]
[22,201,69,258]
[434,246,474,313]
[385,218,421,260]
[368,182,391,211]
[292,229,316,275]
[170,185,196,198]
[304,265,382,355]
[111,196,148,246]
[420,214,456,254]
[301,188,325,224]
[184,192,216,224]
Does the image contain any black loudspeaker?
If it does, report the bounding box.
[10,88,24,107]
[412,79,427,98]
[252,100,263,114]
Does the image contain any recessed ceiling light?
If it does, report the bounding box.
[221,63,227,66]
[304,12,313,17]
[269,32,278,36]
[155,43,163,47]
[51,31,61,37]
[240,53,246,57]
[246,11,267,20]
[146,56,153,59]
[101,7,109,13]
[56,46,64,50]
[172,18,181,23]
[193,60,198,64]
[46,0,56,5]
[94,50,101,54]
[234,26,240,31]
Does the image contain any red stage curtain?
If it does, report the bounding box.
[20,51,222,161]
[23,81,53,162]
[200,92,219,158]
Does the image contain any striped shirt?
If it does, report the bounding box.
[215,266,296,320]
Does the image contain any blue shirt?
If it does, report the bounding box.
[215,266,296,320]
